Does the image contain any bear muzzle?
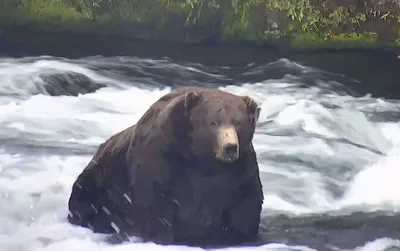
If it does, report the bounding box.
[215,125,240,163]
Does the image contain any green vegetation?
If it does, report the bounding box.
[1,0,400,51]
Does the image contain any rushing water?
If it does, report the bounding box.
[1,55,400,251]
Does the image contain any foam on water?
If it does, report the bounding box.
[0,57,132,97]
[340,147,400,209]
[1,56,400,251]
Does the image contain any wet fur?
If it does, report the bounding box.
[67,87,263,246]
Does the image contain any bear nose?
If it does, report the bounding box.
[223,143,238,155]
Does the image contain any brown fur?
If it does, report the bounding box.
[67,87,263,247]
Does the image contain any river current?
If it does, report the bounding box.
[1,55,400,251]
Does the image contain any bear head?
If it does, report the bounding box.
[158,88,261,163]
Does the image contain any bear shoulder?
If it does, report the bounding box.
[71,124,136,195]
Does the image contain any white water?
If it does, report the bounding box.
[1,56,400,251]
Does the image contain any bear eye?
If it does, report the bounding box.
[232,120,241,127]
[210,121,218,127]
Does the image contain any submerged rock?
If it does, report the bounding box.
[39,71,106,96]
[253,211,400,251]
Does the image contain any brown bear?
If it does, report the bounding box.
[67,87,263,247]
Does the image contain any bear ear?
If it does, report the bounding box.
[160,90,203,126]
[183,91,203,116]
[241,95,261,124]
[157,91,202,138]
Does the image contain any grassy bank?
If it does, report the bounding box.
[1,0,400,52]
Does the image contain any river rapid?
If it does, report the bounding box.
[1,55,400,251]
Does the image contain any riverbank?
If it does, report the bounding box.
[2,0,400,53]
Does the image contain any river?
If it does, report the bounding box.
[1,55,400,251]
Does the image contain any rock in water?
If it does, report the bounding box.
[39,71,106,96]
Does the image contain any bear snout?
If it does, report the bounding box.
[215,126,240,163]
